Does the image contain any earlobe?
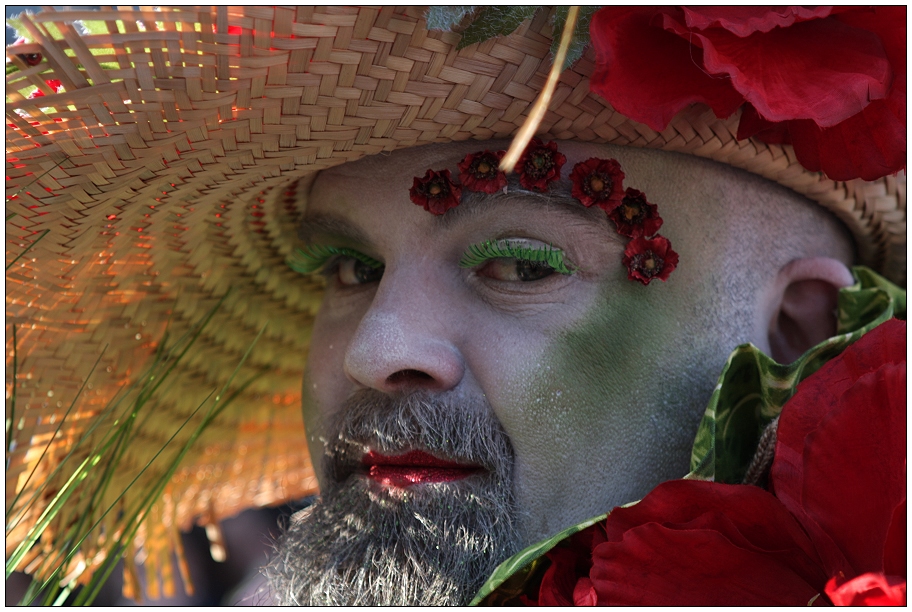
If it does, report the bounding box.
[767,257,854,364]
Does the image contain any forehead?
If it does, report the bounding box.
[304,140,632,242]
[314,139,643,185]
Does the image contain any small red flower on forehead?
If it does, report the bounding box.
[458,150,507,193]
[409,168,462,215]
[623,235,678,285]
[515,138,567,192]
[608,188,663,238]
[570,157,626,211]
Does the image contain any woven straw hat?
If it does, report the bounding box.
[5,5,905,596]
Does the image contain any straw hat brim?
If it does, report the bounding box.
[5,5,905,588]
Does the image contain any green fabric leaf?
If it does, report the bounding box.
[425,6,477,32]
[551,6,601,70]
[472,265,905,605]
[690,265,906,484]
[457,6,539,50]
[470,511,608,605]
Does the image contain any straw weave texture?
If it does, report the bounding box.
[5,5,906,596]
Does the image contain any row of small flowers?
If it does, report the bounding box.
[409,139,679,285]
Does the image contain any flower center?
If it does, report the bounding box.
[623,203,639,220]
[429,183,443,196]
[634,250,664,277]
[533,154,547,169]
[476,161,491,174]
[589,176,605,192]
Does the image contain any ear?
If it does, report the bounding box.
[766,257,854,364]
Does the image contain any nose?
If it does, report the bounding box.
[342,277,466,394]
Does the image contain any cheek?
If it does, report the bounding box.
[489,285,686,542]
[301,299,362,483]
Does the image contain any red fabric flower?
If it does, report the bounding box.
[826,571,907,606]
[526,525,607,606]
[458,150,507,193]
[569,158,625,211]
[622,235,678,285]
[532,319,906,605]
[409,168,462,215]
[607,188,662,237]
[27,79,62,99]
[515,138,566,192]
[589,6,906,181]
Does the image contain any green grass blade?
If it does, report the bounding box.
[6,154,70,202]
[7,324,17,454]
[74,324,267,605]
[6,228,50,271]
[6,455,92,578]
[6,289,257,605]
[6,348,104,520]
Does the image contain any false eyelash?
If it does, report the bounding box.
[459,240,574,275]
[288,244,383,275]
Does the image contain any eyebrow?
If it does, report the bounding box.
[298,213,371,245]
[298,179,623,246]
[440,180,622,242]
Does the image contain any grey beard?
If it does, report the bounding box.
[265,389,520,606]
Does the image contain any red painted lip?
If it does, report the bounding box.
[361,450,482,488]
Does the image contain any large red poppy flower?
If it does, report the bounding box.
[409,168,462,215]
[588,6,905,181]
[525,319,905,605]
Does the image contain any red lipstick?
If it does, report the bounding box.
[361,450,482,488]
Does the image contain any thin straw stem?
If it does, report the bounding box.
[499,5,580,173]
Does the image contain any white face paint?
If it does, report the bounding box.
[298,139,834,546]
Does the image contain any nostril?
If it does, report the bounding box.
[386,369,434,387]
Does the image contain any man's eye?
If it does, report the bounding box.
[477,258,555,282]
[337,257,384,285]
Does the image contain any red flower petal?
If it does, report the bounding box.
[572,577,597,606]
[569,157,625,211]
[590,6,906,181]
[772,319,906,579]
[883,499,906,578]
[538,547,579,606]
[591,481,827,605]
[663,12,892,128]
[515,138,566,191]
[607,188,663,238]
[589,7,743,132]
[825,572,907,606]
[622,235,678,285]
[681,6,834,37]
[537,523,607,606]
[408,169,462,215]
[457,150,507,194]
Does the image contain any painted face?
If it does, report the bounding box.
[298,140,779,549]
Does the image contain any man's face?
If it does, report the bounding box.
[273,140,775,604]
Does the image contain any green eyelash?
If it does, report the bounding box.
[288,244,383,275]
[459,240,574,275]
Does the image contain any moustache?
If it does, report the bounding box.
[321,388,515,491]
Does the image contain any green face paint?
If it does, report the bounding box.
[498,276,713,543]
